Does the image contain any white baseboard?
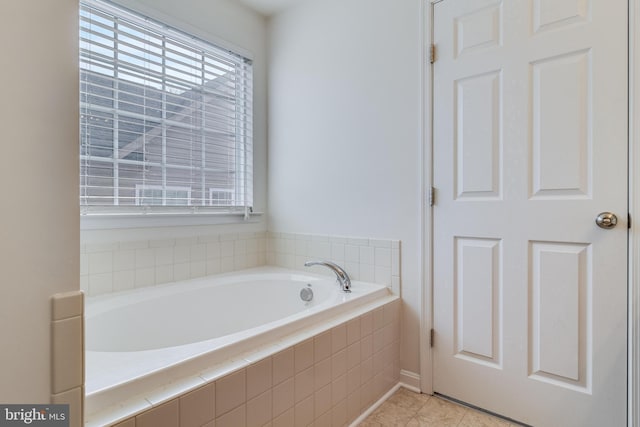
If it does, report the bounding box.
[349,383,402,427]
[399,370,421,392]
[347,369,425,426]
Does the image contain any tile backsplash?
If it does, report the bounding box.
[81,231,401,297]
[81,232,267,296]
[267,232,401,295]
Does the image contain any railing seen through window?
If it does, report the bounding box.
[79,0,253,215]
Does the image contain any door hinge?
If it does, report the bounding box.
[430,328,435,347]
[429,44,436,64]
[629,213,632,229]
[429,186,436,207]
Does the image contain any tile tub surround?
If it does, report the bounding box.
[267,232,401,294]
[81,232,268,296]
[80,231,401,297]
[51,291,84,427]
[87,297,401,427]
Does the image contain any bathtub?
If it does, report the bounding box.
[85,266,394,424]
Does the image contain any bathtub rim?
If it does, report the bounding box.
[84,266,397,426]
[85,269,351,353]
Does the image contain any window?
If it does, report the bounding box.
[209,188,235,206]
[79,0,253,215]
[135,185,191,206]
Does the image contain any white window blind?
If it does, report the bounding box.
[80,0,253,215]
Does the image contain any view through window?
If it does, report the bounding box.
[80,0,253,214]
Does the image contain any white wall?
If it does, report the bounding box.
[0,0,79,401]
[82,0,269,243]
[268,0,424,376]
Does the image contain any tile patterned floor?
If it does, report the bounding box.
[359,387,519,427]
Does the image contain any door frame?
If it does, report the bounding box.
[419,1,640,425]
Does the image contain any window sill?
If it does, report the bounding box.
[80,211,263,230]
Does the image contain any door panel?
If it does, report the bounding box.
[529,241,589,390]
[531,50,591,198]
[454,237,502,367]
[432,0,628,425]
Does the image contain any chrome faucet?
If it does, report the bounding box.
[304,260,352,293]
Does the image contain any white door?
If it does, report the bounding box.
[432,1,628,425]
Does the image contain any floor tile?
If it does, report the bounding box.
[458,409,510,427]
[385,388,431,413]
[359,387,509,427]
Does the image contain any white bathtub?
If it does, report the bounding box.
[85,266,390,420]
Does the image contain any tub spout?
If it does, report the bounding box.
[304,260,351,293]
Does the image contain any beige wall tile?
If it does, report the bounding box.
[373,348,385,373]
[313,331,332,362]
[272,348,294,385]
[113,417,136,427]
[247,358,272,400]
[216,403,245,427]
[294,366,314,403]
[331,324,347,354]
[179,383,215,427]
[346,389,361,423]
[51,386,83,427]
[373,307,384,331]
[136,400,179,427]
[360,312,373,337]
[51,316,83,394]
[294,339,314,373]
[361,357,373,385]
[51,291,83,321]
[272,408,294,427]
[314,384,331,418]
[314,358,331,391]
[331,350,347,381]
[314,410,332,427]
[373,329,385,353]
[360,380,375,411]
[294,395,314,427]
[347,342,361,370]
[331,374,347,407]
[384,299,400,325]
[383,323,394,347]
[347,365,361,395]
[373,373,386,400]
[216,369,246,415]
[272,378,294,417]
[246,390,272,427]
[331,400,347,427]
[346,318,360,345]
[361,334,373,360]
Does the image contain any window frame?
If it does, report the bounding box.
[79,0,254,225]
